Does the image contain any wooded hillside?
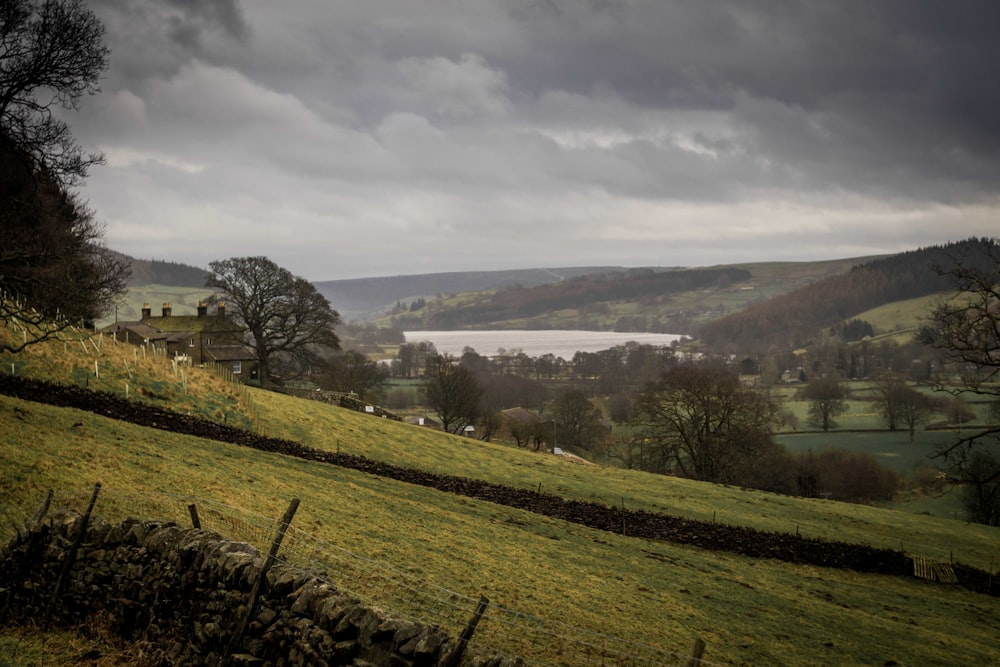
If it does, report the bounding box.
[313,266,625,321]
[698,237,997,352]
[390,267,752,330]
[118,252,209,287]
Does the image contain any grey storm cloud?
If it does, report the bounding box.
[69,1,1000,279]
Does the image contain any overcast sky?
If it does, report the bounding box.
[71,0,1000,281]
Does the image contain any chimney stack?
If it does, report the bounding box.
[197,302,208,317]
[162,302,172,317]
[141,303,151,319]
[217,301,225,318]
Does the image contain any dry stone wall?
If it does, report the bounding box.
[1,509,514,666]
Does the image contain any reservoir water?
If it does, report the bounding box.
[404,330,683,360]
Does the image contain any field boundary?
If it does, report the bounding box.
[3,487,707,666]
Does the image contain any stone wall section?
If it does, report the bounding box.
[1,510,515,666]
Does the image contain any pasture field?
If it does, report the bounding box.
[851,294,940,338]
[772,381,993,431]
[93,284,219,329]
[2,324,999,665]
[776,429,963,475]
[3,393,1000,666]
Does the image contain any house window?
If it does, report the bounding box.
[188,338,195,347]
[233,361,242,375]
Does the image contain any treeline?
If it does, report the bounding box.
[699,238,997,351]
[125,256,211,287]
[401,267,751,329]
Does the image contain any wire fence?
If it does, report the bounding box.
[3,486,716,666]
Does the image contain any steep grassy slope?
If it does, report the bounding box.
[1,322,998,665]
[3,393,999,666]
[850,294,941,341]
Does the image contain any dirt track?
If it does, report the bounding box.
[1,373,994,596]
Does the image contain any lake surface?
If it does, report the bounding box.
[404,330,683,360]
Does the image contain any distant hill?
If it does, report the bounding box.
[314,267,627,321]
[114,252,210,287]
[111,241,991,342]
[112,255,630,322]
[376,257,872,333]
[698,237,998,352]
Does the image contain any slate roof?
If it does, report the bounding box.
[501,407,544,424]
[205,345,258,362]
[101,322,165,340]
[140,315,242,333]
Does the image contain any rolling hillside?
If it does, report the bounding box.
[313,266,627,321]
[108,250,875,333]
[376,256,873,333]
[1,313,998,665]
[107,242,988,344]
[699,238,997,351]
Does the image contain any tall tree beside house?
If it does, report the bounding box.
[0,0,129,351]
[206,256,340,388]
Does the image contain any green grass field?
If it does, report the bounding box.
[777,429,960,474]
[94,284,220,329]
[2,323,999,666]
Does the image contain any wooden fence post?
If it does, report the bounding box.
[444,596,490,667]
[28,490,54,529]
[222,498,300,666]
[188,503,201,529]
[42,482,101,629]
[683,637,706,667]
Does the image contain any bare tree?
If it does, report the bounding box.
[551,389,607,453]
[800,376,849,432]
[319,350,388,402]
[394,341,437,378]
[871,372,936,442]
[959,450,1000,526]
[0,3,127,349]
[423,355,482,434]
[0,0,109,186]
[919,237,1000,524]
[207,257,340,388]
[635,365,781,483]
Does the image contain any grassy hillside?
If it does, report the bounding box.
[107,255,869,333]
[2,322,999,665]
[95,283,221,330]
[378,257,869,333]
[314,266,626,321]
[699,238,997,351]
[850,293,941,340]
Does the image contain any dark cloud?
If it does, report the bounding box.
[70,1,1000,280]
[472,1,1000,202]
[167,0,248,40]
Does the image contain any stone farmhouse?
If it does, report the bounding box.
[101,302,259,381]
